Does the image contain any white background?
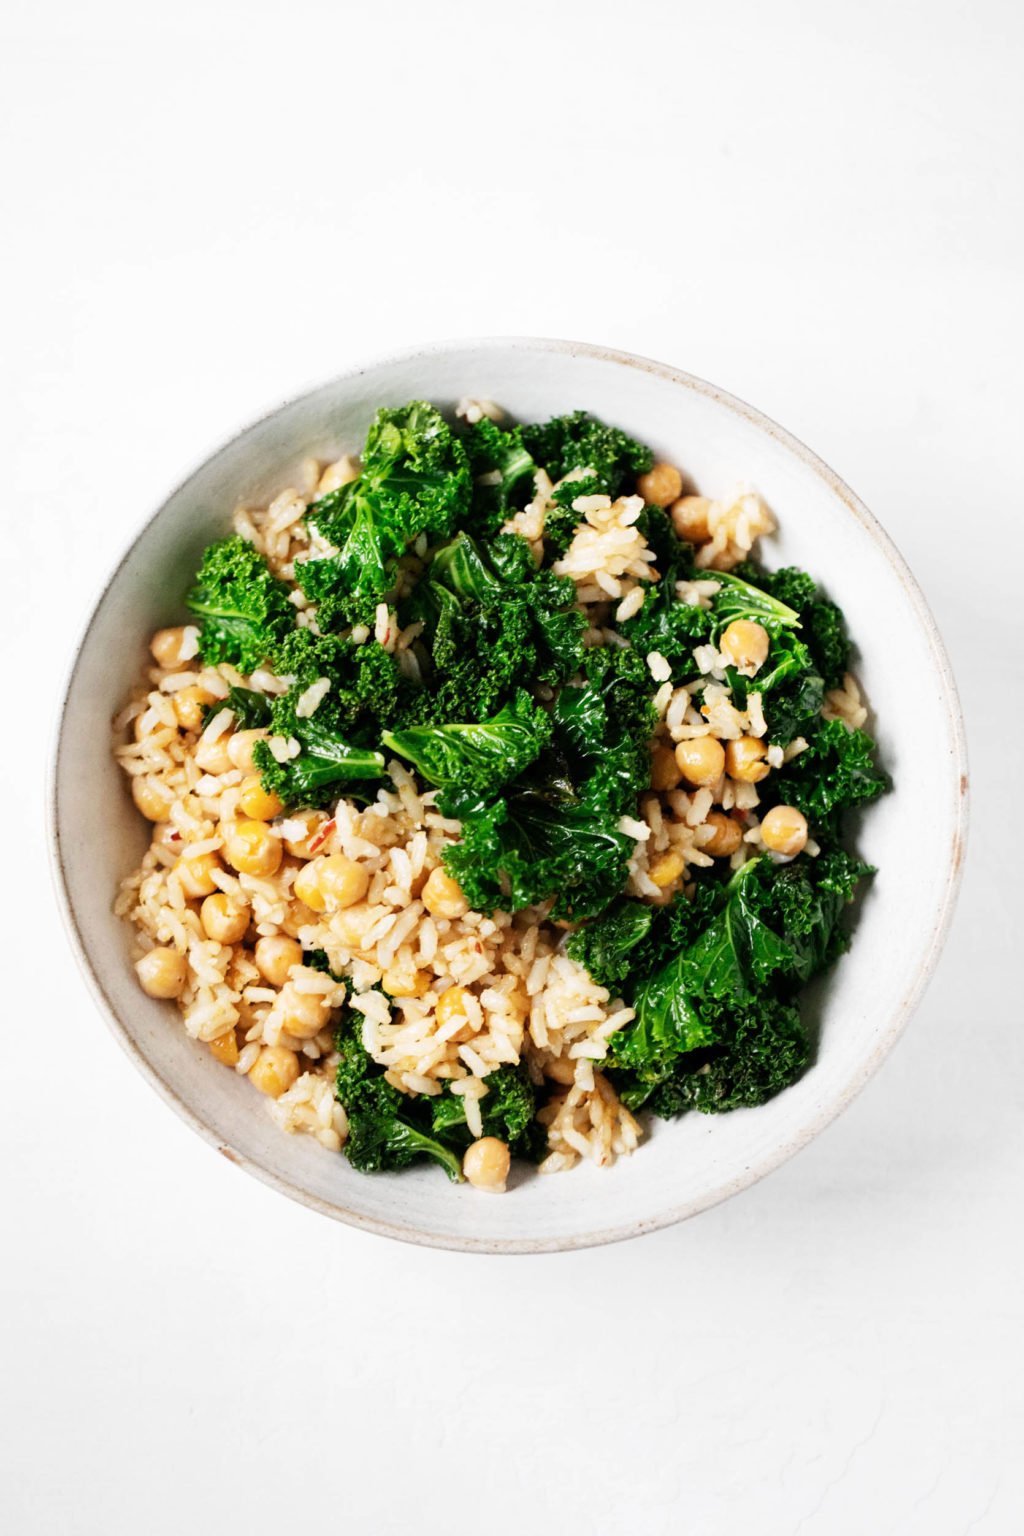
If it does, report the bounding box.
[3,2,1021,1532]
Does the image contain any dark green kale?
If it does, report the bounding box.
[773,718,889,822]
[460,417,537,537]
[549,646,657,819]
[253,689,386,808]
[334,1013,463,1180]
[520,410,654,553]
[185,536,294,672]
[205,685,272,730]
[646,995,809,1116]
[565,900,656,991]
[619,507,714,674]
[732,562,851,689]
[335,1013,541,1178]
[406,534,585,720]
[382,691,552,796]
[442,792,633,922]
[296,402,470,628]
[606,853,871,1113]
[430,1065,543,1161]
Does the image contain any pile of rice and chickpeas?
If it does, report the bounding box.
[114,399,870,1192]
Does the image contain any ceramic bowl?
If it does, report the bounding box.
[50,339,968,1252]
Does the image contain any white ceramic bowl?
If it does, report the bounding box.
[50,339,967,1253]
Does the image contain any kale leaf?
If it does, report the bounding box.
[296,402,470,627]
[186,536,293,672]
[382,690,551,796]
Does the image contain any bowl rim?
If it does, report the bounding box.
[48,336,969,1254]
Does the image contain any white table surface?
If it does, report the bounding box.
[3,2,1021,1532]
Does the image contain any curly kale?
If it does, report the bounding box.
[732,562,851,690]
[520,410,654,553]
[296,402,470,628]
[185,536,294,672]
[606,852,872,1114]
[335,1012,541,1178]
[460,417,537,537]
[773,718,889,823]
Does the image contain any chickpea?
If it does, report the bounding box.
[702,811,743,858]
[382,967,430,998]
[227,729,268,773]
[293,861,327,913]
[421,866,469,919]
[670,494,712,544]
[674,736,726,788]
[436,985,472,1032]
[724,736,769,784]
[317,855,370,911]
[194,736,234,776]
[248,1044,299,1098]
[150,627,191,670]
[283,809,329,859]
[200,892,249,944]
[209,1028,240,1067]
[277,981,330,1040]
[463,1137,511,1192]
[650,744,683,792]
[330,904,370,948]
[136,947,187,999]
[760,804,808,857]
[636,462,683,508]
[172,685,215,732]
[719,620,770,676]
[648,850,685,889]
[222,819,283,878]
[131,774,174,822]
[175,849,221,898]
[236,774,284,821]
[254,934,303,987]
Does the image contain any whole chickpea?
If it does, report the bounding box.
[724,736,770,784]
[636,462,683,507]
[648,851,685,889]
[670,495,712,544]
[222,819,283,878]
[175,850,221,898]
[435,985,472,1032]
[650,744,683,792]
[463,1137,511,1192]
[194,736,234,776]
[172,685,215,732]
[674,736,726,788]
[277,981,330,1041]
[719,620,770,676]
[132,775,174,823]
[200,892,249,944]
[254,934,303,987]
[236,774,284,821]
[421,867,470,919]
[317,855,370,911]
[136,947,187,999]
[760,804,808,857]
[702,811,743,857]
[227,729,269,773]
[150,627,192,670]
[248,1045,299,1098]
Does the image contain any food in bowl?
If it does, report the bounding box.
[113,399,887,1192]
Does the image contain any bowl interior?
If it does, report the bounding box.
[52,340,966,1251]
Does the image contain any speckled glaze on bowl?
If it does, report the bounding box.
[49,339,968,1253]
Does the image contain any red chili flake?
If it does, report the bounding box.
[309,818,336,855]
